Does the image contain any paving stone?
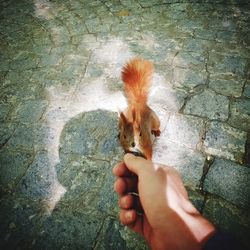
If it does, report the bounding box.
[7,123,56,151]
[10,100,48,123]
[208,53,247,77]
[173,51,206,70]
[59,110,121,161]
[149,83,187,113]
[216,31,239,43]
[95,217,148,250]
[203,196,250,249]
[209,74,244,97]
[94,217,131,250]
[3,69,33,86]
[212,41,249,59]
[172,67,207,90]
[154,139,205,188]
[184,89,229,121]
[85,17,111,33]
[0,103,12,121]
[16,151,63,201]
[186,187,205,213]
[50,26,72,46]
[0,148,33,194]
[194,28,216,40]
[182,38,214,55]
[204,121,247,163]
[56,155,110,207]
[228,98,250,132]
[204,158,250,208]
[164,114,204,149]
[0,195,40,249]
[35,207,103,250]
[0,122,16,147]
[96,164,119,214]
[2,72,44,101]
[9,53,40,71]
[243,80,250,98]
[119,224,149,250]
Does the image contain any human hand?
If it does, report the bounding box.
[113,154,215,250]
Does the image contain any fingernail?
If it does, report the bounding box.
[125,211,132,220]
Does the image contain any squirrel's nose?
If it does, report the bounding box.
[131,142,135,147]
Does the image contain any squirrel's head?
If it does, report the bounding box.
[118,111,152,159]
[118,112,135,152]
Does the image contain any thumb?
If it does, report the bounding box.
[124,153,152,176]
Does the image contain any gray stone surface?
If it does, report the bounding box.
[164,114,204,149]
[204,158,250,208]
[184,89,229,121]
[186,187,205,213]
[153,139,205,188]
[243,80,250,98]
[0,123,16,147]
[209,74,244,97]
[35,207,103,250]
[208,53,247,77]
[228,98,250,132]
[0,0,250,249]
[11,100,48,123]
[59,110,121,161]
[0,195,40,250]
[203,196,250,249]
[94,217,148,250]
[204,121,247,163]
[0,148,33,194]
[172,67,207,90]
[0,103,12,121]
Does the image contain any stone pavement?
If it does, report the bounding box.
[0,0,250,249]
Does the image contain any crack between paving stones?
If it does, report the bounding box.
[199,155,214,194]
[199,192,208,215]
[244,134,250,167]
[241,78,247,97]
[11,150,37,193]
[92,215,109,250]
[178,94,190,114]
[170,51,180,68]
[0,122,18,148]
[0,134,14,149]
[57,153,110,177]
[28,13,55,48]
[71,52,92,99]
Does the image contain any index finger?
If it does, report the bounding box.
[113,162,135,177]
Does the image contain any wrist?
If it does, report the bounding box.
[153,201,216,250]
[178,201,216,249]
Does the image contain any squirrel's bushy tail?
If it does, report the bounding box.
[122,57,153,107]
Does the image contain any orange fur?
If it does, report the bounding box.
[122,57,153,107]
[119,57,160,160]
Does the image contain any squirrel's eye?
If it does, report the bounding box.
[124,135,126,139]
[139,132,142,136]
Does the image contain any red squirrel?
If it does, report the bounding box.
[118,57,161,160]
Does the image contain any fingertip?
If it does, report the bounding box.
[118,194,134,209]
[124,153,149,175]
[112,162,124,176]
[119,209,137,226]
[124,153,136,163]
[114,178,126,195]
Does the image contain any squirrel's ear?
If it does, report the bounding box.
[120,112,127,124]
[132,108,136,122]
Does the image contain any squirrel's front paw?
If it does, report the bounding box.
[151,129,161,137]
